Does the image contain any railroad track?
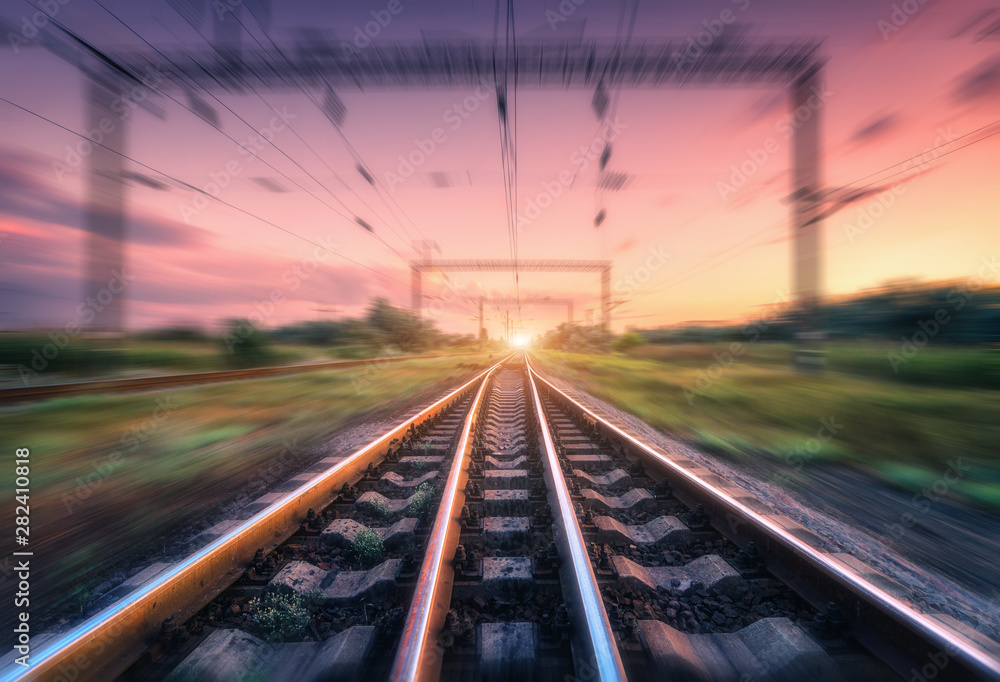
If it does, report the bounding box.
[4,354,1000,681]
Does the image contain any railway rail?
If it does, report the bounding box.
[3,353,999,681]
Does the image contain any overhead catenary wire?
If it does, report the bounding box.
[510,0,521,325]
[27,0,1000,336]
[236,1,431,246]
[223,2,428,248]
[837,118,1000,190]
[20,0,478,323]
[844,119,1000,194]
[597,118,1000,307]
[72,0,419,268]
[144,2,418,262]
[0,94,413,290]
[494,0,521,327]
[81,0,423,265]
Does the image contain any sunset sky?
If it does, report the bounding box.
[1,0,998,339]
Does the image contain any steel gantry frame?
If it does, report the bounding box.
[411,259,610,327]
[26,11,823,355]
[477,296,574,340]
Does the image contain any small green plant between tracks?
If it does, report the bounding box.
[368,496,390,519]
[250,591,314,642]
[352,527,386,567]
[408,482,435,516]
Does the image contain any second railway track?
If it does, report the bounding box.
[5,354,1000,682]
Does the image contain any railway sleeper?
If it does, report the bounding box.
[165,625,376,682]
[581,487,657,512]
[354,490,436,517]
[269,558,403,606]
[574,467,633,488]
[319,517,418,552]
[612,554,748,600]
[376,470,439,494]
[593,514,693,547]
[639,617,844,682]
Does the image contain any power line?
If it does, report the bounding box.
[842,118,1000,190]
[81,0,415,264]
[140,3,416,263]
[635,222,786,297]
[19,0,459,323]
[0,94,412,290]
[848,119,1000,193]
[510,0,521,324]
[597,117,1000,304]
[216,2,420,250]
[494,0,521,324]
[90,0,425,269]
[236,1,430,246]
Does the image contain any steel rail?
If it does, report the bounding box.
[0,357,510,682]
[389,363,496,682]
[527,366,628,682]
[526,358,1000,682]
[0,353,479,404]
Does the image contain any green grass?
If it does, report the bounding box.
[0,334,481,385]
[532,348,1000,509]
[0,353,492,614]
[628,342,1000,390]
[329,344,379,360]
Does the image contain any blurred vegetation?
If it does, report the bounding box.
[581,278,1000,390]
[612,331,645,353]
[628,279,1000,347]
[0,298,480,385]
[544,280,1000,363]
[622,343,1000,391]
[532,349,1000,510]
[539,323,612,353]
[223,318,276,369]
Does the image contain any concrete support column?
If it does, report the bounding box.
[791,67,825,370]
[84,78,127,334]
[600,267,611,331]
[411,266,422,314]
[478,297,485,343]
